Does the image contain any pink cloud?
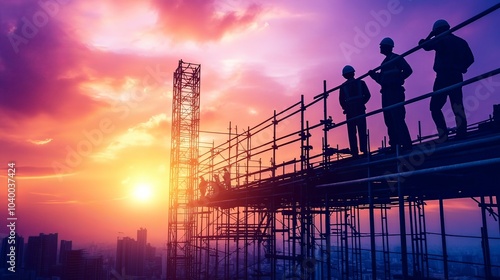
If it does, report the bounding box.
[152,0,263,42]
[0,2,103,120]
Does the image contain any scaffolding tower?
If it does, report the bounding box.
[167,60,201,280]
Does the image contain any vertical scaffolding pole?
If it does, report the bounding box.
[322,80,329,166]
[300,95,307,171]
[497,195,500,233]
[408,199,417,276]
[343,207,349,279]
[480,196,492,279]
[381,204,391,279]
[325,196,332,280]
[397,148,409,278]
[272,110,277,178]
[368,130,377,279]
[439,198,449,279]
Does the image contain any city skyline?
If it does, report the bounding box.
[0,228,160,279]
[1,0,500,251]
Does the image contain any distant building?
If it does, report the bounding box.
[60,240,72,265]
[63,249,106,280]
[116,228,160,278]
[116,236,139,276]
[64,249,85,280]
[84,255,105,280]
[25,233,58,277]
[137,228,147,276]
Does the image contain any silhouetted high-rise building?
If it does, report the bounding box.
[116,237,139,276]
[116,228,156,277]
[137,228,147,275]
[84,256,105,280]
[25,233,58,277]
[62,250,106,280]
[137,228,147,246]
[63,250,85,280]
[60,240,72,265]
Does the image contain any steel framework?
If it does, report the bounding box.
[167,60,201,279]
[167,4,500,280]
[189,74,500,279]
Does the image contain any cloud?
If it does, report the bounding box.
[93,113,169,161]
[152,0,263,42]
[36,198,122,205]
[0,1,105,121]
[37,200,81,205]
[27,138,53,145]
[0,1,172,123]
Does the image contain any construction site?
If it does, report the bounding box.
[166,4,500,280]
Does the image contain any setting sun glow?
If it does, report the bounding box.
[133,183,153,201]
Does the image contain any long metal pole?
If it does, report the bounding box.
[497,195,500,233]
[317,157,500,188]
[368,131,377,279]
[323,80,328,165]
[344,208,349,278]
[325,195,332,280]
[439,198,449,279]
[397,147,409,278]
[480,196,492,279]
[273,110,277,178]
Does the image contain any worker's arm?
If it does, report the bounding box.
[398,57,413,80]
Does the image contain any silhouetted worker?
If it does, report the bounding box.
[419,19,474,141]
[222,167,230,189]
[339,65,371,156]
[369,37,413,151]
[198,176,207,198]
[213,173,222,193]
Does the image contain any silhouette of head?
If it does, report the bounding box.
[379,37,394,56]
[432,19,450,35]
[342,65,355,79]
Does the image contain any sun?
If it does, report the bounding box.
[133,183,153,202]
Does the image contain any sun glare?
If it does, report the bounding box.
[133,183,153,201]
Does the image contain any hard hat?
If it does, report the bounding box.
[342,65,355,75]
[380,37,394,47]
[433,19,450,31]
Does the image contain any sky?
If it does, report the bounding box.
[1,0,500,248]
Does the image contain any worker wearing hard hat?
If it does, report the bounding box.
[369,37,413,151]
[339,65,371,156]
[419,19,474,142]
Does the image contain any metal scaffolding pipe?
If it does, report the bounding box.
[316,158,500,188]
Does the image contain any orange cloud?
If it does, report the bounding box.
[152,0,263,42]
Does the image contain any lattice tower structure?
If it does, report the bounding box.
[167,60,201,279]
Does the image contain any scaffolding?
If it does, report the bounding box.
[167,4,500,280]
[167,60,201,279]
